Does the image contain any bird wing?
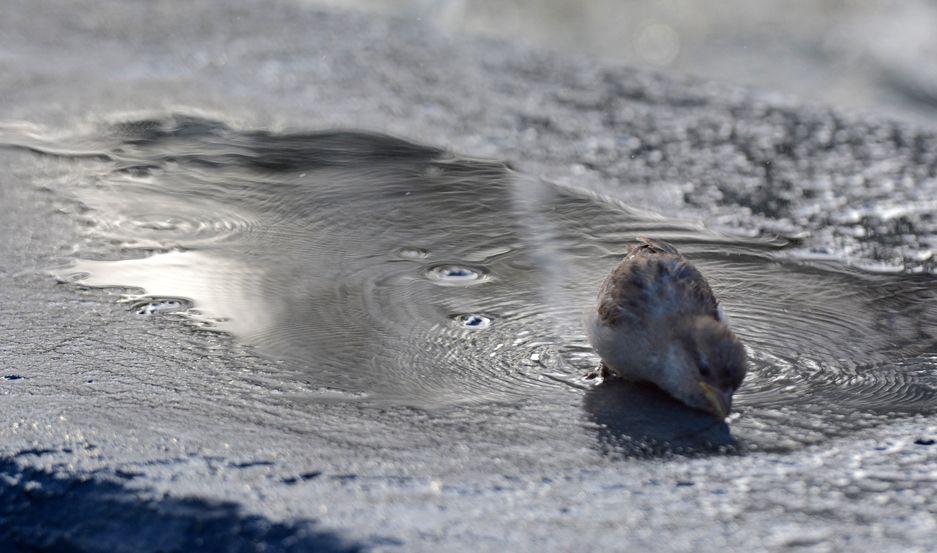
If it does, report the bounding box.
[599,238,720,326]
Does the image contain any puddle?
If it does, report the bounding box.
[9,114,937,450]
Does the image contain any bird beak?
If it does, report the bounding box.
[698,381,731,419]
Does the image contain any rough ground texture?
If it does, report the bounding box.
[1,1,936,552]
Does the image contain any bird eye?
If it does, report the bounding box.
[699,365,711,378]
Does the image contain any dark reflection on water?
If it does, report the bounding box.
[583,379,734,457]
[6,114,937,451]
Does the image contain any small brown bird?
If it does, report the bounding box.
[585,237,747,418]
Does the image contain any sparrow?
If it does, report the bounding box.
[585,237,747,418]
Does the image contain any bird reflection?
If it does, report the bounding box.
[582,378,736,457]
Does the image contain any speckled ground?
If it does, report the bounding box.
[1,2,935,551]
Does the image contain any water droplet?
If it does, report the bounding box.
[455,314,491,329]
[426,264,488,285]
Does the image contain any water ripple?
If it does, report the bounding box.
[14,113,936,448]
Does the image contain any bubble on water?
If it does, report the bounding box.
[425,264,488,285]
[455,314,491,330]
[635,22,680,66]
[396,247,430,259]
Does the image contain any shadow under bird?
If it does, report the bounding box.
[585,237,747,418]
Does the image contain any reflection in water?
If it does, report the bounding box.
[583,379,733,457]
[8,114,937,452]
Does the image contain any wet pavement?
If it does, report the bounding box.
[1,1,936,551]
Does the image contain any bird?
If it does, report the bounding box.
[584,237,747,418]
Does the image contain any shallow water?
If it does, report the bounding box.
[5,114,937,452]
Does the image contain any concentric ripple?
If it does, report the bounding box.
[15,114,937,449]
[455,314,491,329]
[425,264,489,286]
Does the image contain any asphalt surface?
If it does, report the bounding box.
[1,1,936,551]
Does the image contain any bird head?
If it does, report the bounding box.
[663,315,747,418]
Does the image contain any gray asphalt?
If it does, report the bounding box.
[1,1,936,551]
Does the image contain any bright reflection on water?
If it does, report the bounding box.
[9,114,937,452]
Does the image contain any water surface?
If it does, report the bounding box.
[6,114,936,453]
